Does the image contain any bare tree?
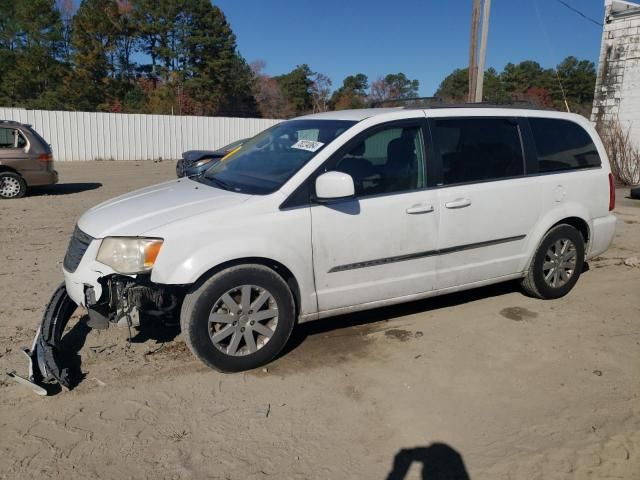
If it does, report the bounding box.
[369,76,392,104]
[598,120,640,186]
[250,60,294,118]
[310,72,332,113]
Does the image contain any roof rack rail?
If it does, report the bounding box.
[369,96,442,108]
[423,101,554,111]
[369,97,555,111]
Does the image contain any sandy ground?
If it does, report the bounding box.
[0,161,639,480]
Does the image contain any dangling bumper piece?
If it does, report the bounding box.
[7,284,76,395]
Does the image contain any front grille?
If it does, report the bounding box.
[63,226,94,273]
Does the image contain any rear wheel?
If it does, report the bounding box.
[0,172,27,199]
[521,224,585,299]
[181,264,295,372]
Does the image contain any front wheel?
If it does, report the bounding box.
[180,264,296,372]
[521,224,585,299]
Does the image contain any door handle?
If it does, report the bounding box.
[406,204,434,214]
[445,198,472,209]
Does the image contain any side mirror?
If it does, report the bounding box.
[315,171,355,201]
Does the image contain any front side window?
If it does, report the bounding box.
[201,120,355,194]
[432,117,524,185]
[329,125,426,197]
[529,118,601,173]
[0,128,16,148]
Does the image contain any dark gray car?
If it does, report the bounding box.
[176,138,246,178]
[0,120,57,199]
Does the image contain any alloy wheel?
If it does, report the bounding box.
[542,239,577,288]
[208,285,278,356]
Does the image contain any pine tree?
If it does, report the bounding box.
[0,0,67,109]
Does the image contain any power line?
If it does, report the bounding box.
[554,0,603,27]
[533,0,571,112]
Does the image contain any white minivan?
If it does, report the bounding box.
[30,107,618,384]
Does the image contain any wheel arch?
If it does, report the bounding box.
[0,165,21,175]
[524,206,592,272]
[190,257,302,316]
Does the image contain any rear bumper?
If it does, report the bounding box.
[25,169,58,187]
[589,214,617,258]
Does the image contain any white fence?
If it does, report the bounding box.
[0,108,281,162]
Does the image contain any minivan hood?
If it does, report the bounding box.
[78,178,251,238]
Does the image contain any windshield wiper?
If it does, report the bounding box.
[206,177,234,191]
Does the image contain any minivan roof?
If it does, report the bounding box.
[0,120,27,127]
[298,105,585,123]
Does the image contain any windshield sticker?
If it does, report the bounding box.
[291,140,324,152]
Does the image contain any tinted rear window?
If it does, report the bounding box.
[529,118,601,173]
[431,117,524,185]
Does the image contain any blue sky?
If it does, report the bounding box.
[214,0,607,96]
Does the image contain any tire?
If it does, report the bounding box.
[0,171,27,199]
[521,224,585,299]
[180,264,296,372]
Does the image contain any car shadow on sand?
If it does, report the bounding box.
[30,182,102,196]
[51,313,178,395]
[47,314,93,394]
[386,443,471,479]
[283,280,521,356]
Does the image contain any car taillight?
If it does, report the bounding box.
[38,153,53,169]
[609,173,615,211]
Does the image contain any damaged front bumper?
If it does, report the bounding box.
[7,284,76,395]
[8,275,181,395]
[8,229,182,395]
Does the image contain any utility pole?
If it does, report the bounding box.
[474,0,491,102]
[468,0,481,103]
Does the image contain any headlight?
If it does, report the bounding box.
[193,158,214,168]
[96,237,163,274]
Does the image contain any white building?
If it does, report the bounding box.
[591,0,640,149]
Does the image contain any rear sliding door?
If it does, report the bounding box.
[429,116,540,289]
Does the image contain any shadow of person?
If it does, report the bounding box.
[386,443,470,480]
[30,182,102,196]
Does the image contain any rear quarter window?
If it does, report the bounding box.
[529,118,601,173]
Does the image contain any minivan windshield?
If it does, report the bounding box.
[199,119,356,194]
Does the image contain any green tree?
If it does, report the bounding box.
[65,0,120,110]
[500,60,555,98]
[434,68,468,102]
[131,0,257,116]
[435,58,595,111]
[370,72,419,104]
[0,0,67,109]
[275,64,313,115]
[330,73,369,110]
[555,56,596,114]
[183,1,257,116]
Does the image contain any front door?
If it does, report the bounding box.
[311,119,440,314]
[429,116,540,288]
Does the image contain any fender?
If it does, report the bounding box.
[149,208,317,316]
